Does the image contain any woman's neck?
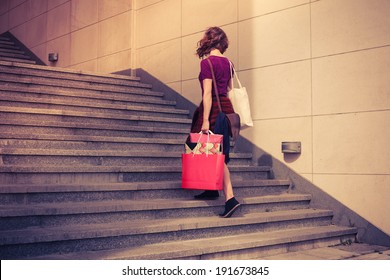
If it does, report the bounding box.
[209,49,224,57]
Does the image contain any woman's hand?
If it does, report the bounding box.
[201,119,210,133]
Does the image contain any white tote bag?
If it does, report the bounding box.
[228,63,253,128]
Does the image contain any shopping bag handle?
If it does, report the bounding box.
[194,130,222,157]
[197,130,214,135]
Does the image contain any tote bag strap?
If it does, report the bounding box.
[229,61,243,89]
[206,58,223,113]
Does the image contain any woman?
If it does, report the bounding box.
[191,26,240,218]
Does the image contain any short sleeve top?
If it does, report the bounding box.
[198,55,232,97]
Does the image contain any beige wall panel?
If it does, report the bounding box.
[238,5,310,70]
[48,0,68,10]
[182,79,202,106]
[98,50,131,73]
[240,60,311,120]
[9,22,27,44]
[9,1,28,28]
[182,32,203,81]
[98,0,132,20]
[313,111,390,175]
[239,0,309,20]
[25,13,47,47]
[47,1,71,41]
[47,34,71,67]
[98,11,131,57]
[313,47,390,115]
[0,0,10,14]
[70,24,98,65]
[242,117,313,174]
[166,80,182,98]
[312,0,390,57]
[72,59,97,72]
[221,23,238,67]
[0,13,8,33]
[136,0,160,10]
[136,0,181,48]
[71,0,98,31]
[28,0,48,18]
[313,174,390,235]
[137,39,181,83]
[10,0,25,9]
[182,0,237,35]
[31,43,46,63]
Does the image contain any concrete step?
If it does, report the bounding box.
[0,179,291,204]
[0,165,272,184]
[0,75,162,101]
[0,133,187,151]
[0,42,19,50]
[0,209,335,260]
[0,92,189,119]
[0,65,154,93]
[0,106,193,129]
[1,209,329,245]
[0,119,190,139]
[0,83,173,106]
[0,57,36,64]
[0,60,142,83]
[0,34,40,65]
[0,148,253,166]
[0,194,311,230]
[0,48,25,55]
[7,225,357,260]
[0,51,31,59]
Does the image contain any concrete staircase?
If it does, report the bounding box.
[0,32,42,65]
[0,35,357,260]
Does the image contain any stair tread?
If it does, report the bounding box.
[0,209,333,245]
[0,71,152,90]
[26,225,357,260]
[0,179,290,193]
[0,60,141,82]
[0,165,271,173]
[0,57,36,64]
[0,84,176,105]
[0,193,310,217]
[0,93,189,114]
[0,119,189,133]
[0,132,186,144]
[0,147,253,159]
[0,105,193,124]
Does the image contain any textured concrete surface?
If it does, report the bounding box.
[263,243,390,260]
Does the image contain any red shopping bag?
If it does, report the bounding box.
[181,153,225,190]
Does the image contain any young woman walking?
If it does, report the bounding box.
[191,26,240,218]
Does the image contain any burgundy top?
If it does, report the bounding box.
[198,55,232,97]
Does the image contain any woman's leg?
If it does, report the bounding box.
[220,163,240,218]
[223,163,234,201]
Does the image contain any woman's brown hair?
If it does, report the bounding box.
[196,27,229,58]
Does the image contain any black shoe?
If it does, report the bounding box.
[194,190,219,200]
[219,197,240,218]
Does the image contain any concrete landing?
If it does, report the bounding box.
[263,243,390,260]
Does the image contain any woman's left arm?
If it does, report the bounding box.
[201,78,213,132]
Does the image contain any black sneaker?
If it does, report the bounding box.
[219,197,240,218]
[194,190,219,200]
